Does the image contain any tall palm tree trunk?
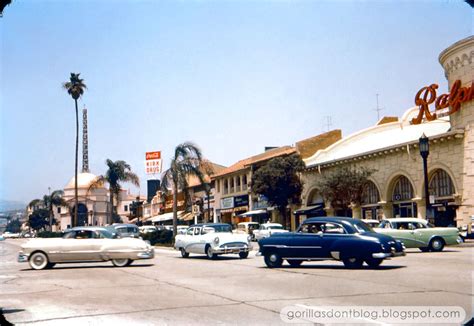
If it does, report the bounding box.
[172,183,178,238]
[74,98,79,227]
[109,188,114,225]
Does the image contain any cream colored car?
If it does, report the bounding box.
[18,227,154,270]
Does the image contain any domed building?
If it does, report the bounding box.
[55,172,109,230]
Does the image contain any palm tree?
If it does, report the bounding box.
[63,73,87,227]
[43,190,67,231]
[89,159,140,224]
[161,142,205,237]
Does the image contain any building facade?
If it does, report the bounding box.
[301,36,474,229]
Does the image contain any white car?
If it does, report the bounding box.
[3,232,21,239]
[361,219,380,228]
[18,227,154,270]
[139,225,158,234]
[253,223,289,241]
[174,223,252,259]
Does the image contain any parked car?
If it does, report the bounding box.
[174,223,252,259]
[139,225,158,234]
[257,216,405,269]
[177,225,188,235]
[361,219,380,228]
[108,223,140,238]
[374,218,462,252]
[3,231,20,239]
[458,215,474,240]
[18,226,154,270]
[236,222,260,240]
[253,223,289,241]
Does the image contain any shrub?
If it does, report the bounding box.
[37,231,63,238]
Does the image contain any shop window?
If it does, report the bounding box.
[392,176,414,201]
[429,169,455,197]
[124,205,128,212]
[362,181,380,205]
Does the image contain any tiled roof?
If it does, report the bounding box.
[187,160,227,187]
[212,146,296,179]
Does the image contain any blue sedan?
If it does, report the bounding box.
[258,217,405,268]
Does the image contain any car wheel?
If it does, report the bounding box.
[287,259,303,267]
[239,251,249,259]
[264,251,282,268]
[29,252,49,270]
[111,258,131,267]
[365,258,383,268]
[180,248,189,258]
[429,237,445,252]
[419,247,430,252]
[342,257,363,269]
[205,245,217,260]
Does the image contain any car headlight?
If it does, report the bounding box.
[214,237,219,245]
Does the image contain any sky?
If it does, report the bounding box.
[0,0,472,204]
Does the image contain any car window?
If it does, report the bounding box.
[187,228,194,236]
[75,230,93,239]
[202,227,215,234]
[63,231,76,239]
[396,222,410,230]
[323,222,346,234]
[298,223,323,234]
[207,225,233,233]
[353,222,373,234]
[379,220,391,229]
[193,228,201,236]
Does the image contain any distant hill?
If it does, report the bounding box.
[0,199,26,212]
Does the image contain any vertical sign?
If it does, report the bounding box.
[145,151,162,175]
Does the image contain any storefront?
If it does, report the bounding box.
[217,195,250,226]
[301,36,474,228]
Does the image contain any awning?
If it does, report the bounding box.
[294,204,325,216]
[238,209,267,217]
[149,211,184,223]
[181,212,195,221]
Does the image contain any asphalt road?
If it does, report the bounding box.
[0,239,472,325]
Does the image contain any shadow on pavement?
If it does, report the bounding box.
[20,263,155,271]
[258,264,406,270]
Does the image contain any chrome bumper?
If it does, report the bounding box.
[213,245,251,254]
[372,250,406,259]
[18,252,29,263]
[137,248,154,259]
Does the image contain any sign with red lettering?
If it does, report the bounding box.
[412,80,474,124]
[145,151,162,175]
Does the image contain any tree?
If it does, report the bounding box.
[251,154,305,228]
[317,166,375,216]
[28,209,50,231]
[6,218,21,233]
[28,190,66,231]
[63,73,87,227]
[43,190,67,231]
[161,142,205,237]
[89,159,140,224]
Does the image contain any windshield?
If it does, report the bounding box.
[353,221,374,234]
[268,225,283,230]
[207,224,232,233]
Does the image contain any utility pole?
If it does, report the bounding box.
[374,93,384,121]
[323,116,332,132]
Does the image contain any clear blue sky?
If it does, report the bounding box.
[0,0,472,203]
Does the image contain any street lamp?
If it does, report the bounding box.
[419,133,430,221]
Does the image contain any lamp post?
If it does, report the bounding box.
[419,134,430,221]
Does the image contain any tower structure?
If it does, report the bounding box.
[82,107,89,173]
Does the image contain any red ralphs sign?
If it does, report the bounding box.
[145,151,162,175]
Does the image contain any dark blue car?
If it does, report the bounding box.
[257,217,405,268]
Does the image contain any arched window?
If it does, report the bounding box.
[307,189,324,206]
[429,170,455,197]
[392,176,414,201]
[362,181,380,205]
